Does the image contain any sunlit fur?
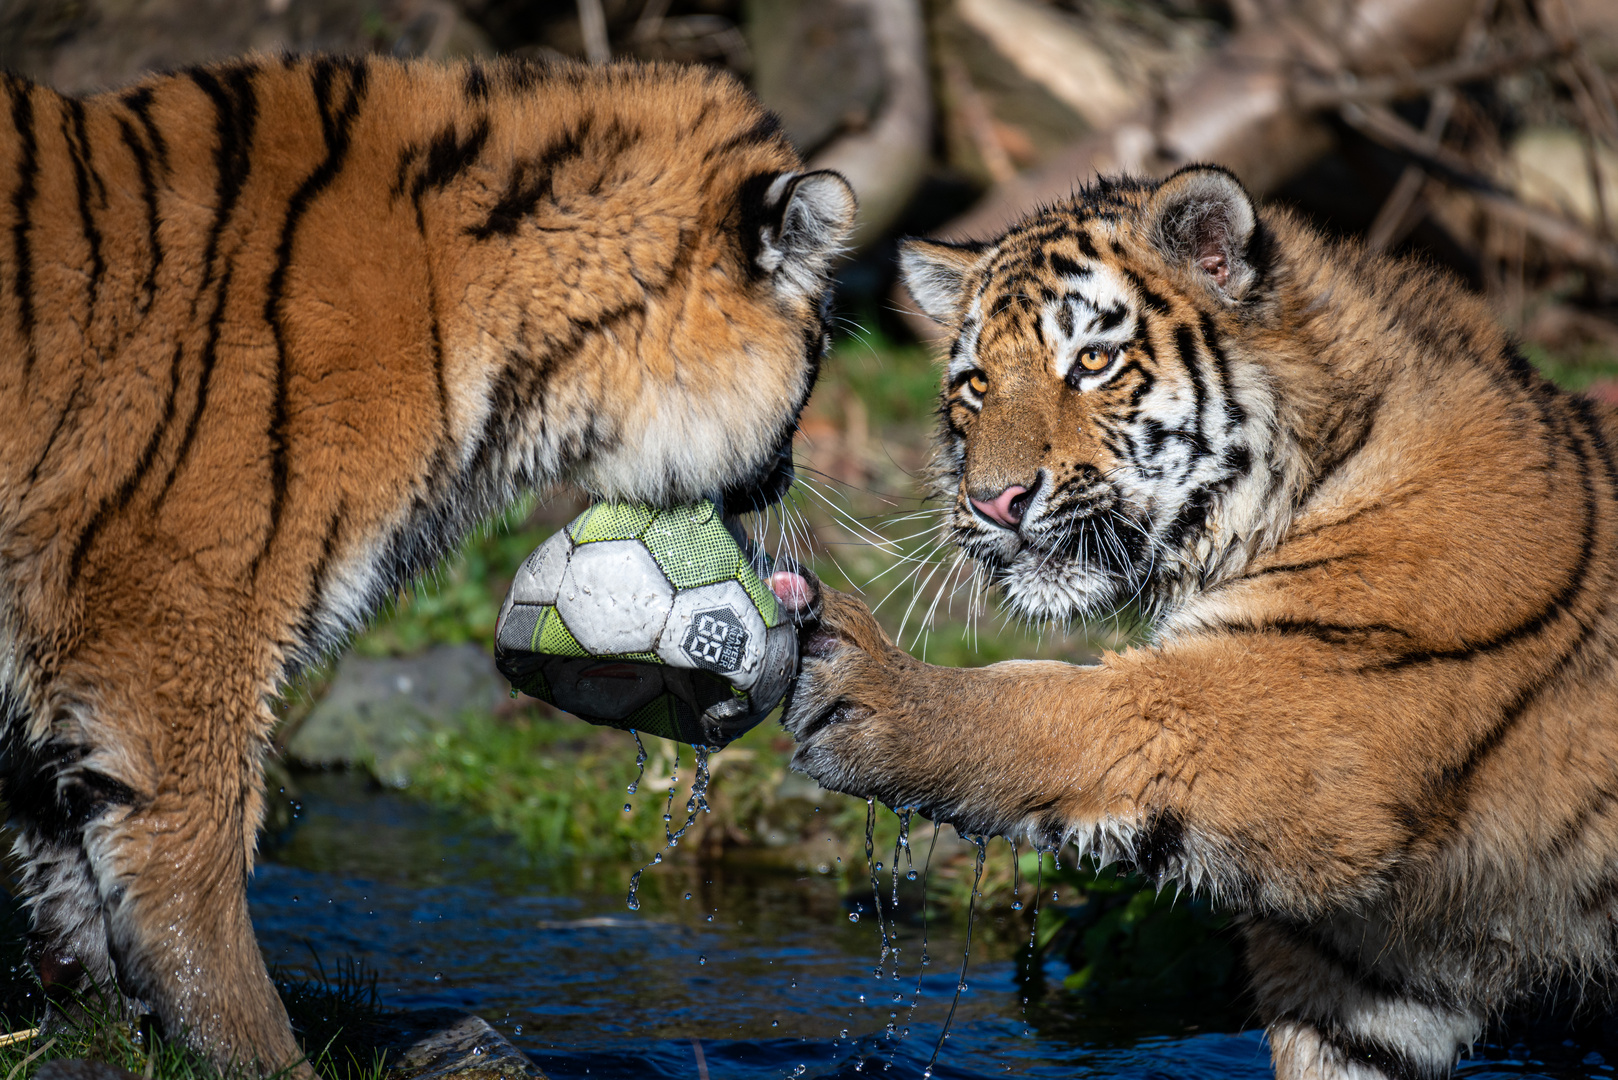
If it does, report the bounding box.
[0,54,853,1074]
[785,166,1618,1080]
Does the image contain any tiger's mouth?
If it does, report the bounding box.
[949,475,1157,622]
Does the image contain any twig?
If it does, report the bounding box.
[1293,36,1569,109]
[1343,102,1618,276]
[1366,87,1455,251]
[576,0,611,64]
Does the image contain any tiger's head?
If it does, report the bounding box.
[900,166,1300,623]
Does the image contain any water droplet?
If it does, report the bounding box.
[1011,901,1023,911]
[706,914,714,922]
[513,1026,521,1035]
[906,869,917,881]
[848,912,859,922]
[684,892,692,900]
[623,803,632,813]
[651,852,662,864]
[291,895,299,903]
[771,1020,778,1027]
[433,972,443,981]
[697,955,707,966]
[839,1030,849,1039]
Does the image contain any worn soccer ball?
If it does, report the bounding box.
[492,501,797,746]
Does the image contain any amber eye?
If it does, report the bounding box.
[967,373,989,395]
[1078,347,1112,372]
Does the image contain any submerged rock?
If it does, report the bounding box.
[280,644,508,788]
[381,1011,548,1080]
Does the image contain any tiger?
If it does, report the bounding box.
[0,53,854,1075]
[775,164,1618,1080]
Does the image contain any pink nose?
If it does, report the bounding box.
[970,485,1029,528]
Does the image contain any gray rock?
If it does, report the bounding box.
[281,644,508,787]
[35,1061,141,1080]
[381,1011,547,1080]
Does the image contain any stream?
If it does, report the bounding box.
[249,773,1618,1080]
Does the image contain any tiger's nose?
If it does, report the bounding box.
[970,485,1030,528]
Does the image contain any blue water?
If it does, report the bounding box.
[248,774,1617,1080]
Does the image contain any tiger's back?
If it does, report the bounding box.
[0,54,853,1073]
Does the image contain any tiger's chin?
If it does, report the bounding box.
[993,549,1133,624]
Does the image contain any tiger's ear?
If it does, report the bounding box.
[897,238,985,326]
[758,170,857,294]
[1146,165,1260,299]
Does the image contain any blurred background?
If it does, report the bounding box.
[4,1,1618,1077]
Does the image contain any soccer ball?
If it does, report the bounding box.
[492,501,797,746]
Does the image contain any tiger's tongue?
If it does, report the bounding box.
[769,571,814,614]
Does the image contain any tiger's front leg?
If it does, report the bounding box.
[781,586,1486,1080]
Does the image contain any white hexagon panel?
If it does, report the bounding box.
[655,580,768,688]
[512,529,572,606]
[556,539,676,655]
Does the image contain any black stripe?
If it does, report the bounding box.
[157,67,258,504]
[1120,268,1170,314]
[120,89,168,311]
[63,99,105,311]
[467,118,591,240]
[1295,391,1382,509]
[121,86,169,173]
[1196,311,1246,429]
[9,78,38,379]
[1377,404,1598,670]
[67,342,184,589]
[408,115,490,441]
[1240,554,1363,580]
[1548,780,1618,860]
[701,110,782,164]
[255,56,369,580]
[184,65,258,320]
[411,115,491,203]
[289,505,346,661]
[1399,402,1610,841]
[464,62,489,100]
[1172,322,1208,449]
[1218,616,1413,646]
[116,117,163,313]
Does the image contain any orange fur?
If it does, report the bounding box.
[0,54,853,1073]
[786,167,1618,1079]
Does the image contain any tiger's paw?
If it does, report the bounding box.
[771,576,923,802]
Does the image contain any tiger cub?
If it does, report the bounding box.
[781,165,1618,1079]
[0,55,854,1074]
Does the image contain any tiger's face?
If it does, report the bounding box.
[900,168,1281,622]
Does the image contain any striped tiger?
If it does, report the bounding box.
[0,53,853,1074]
[779,165,1618,1079]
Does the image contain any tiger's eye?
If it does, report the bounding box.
[1079,347,1111,372]
[968,373,989,394]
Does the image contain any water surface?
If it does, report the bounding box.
[250,773,1615,1080]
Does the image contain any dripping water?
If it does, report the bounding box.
[626,745,715,912]
[923,835,986,1080]
[864,798,893,978]
[626,731,647,795]
[886,825,940,1071]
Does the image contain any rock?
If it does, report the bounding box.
[35,1062,141,1080]
[381,1011,548,1080]
[280,644,508,787]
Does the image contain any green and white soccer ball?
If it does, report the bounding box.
[492,501,797,746]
